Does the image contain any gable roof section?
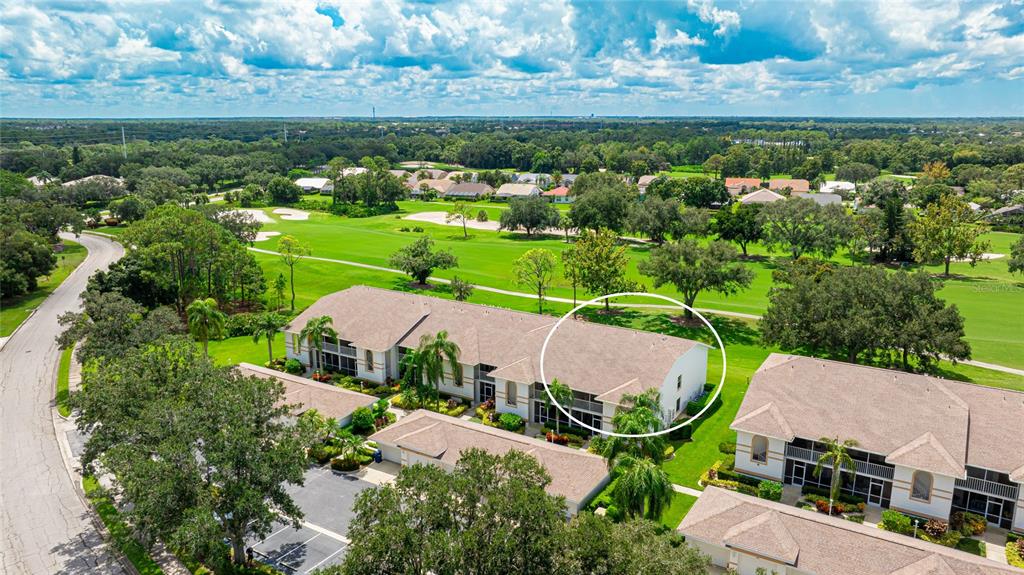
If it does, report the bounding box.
[887,432,965,478]
[370,410,608,503]
[734,354,1024,477]
[495,183,541,197]
[288,286,704,398]
[725,177,762,188]
[679,488,1022,575]
[739,189,785,204]
[723,510,800,565]
[236,363,377,421]
[769,178,811,192]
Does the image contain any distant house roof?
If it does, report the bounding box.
[28,176,51,187]
[636,175,658,188]
[62,174,124,188]
[370,410,609,504]
[411,179,455,195]
[988,204,1024,217]
[725,178,762,188]
[738,189,785,204]
[495,183,541,198]
[444,182,493,198]
[560,174,579,185]
[731,353,1024,477]
[389,169,413,182]
[294,177,332,190]
[768,178,811,193]
[235,363,376,422]
[286,286,705,400]
[792,192,843,206]
[543,186,570,197]
[341,167,368,177]
[415,168,448,180]
[820,180,856,194]
[514,173,549,184]
[679,487,1021,575]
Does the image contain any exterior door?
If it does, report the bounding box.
[479,381,495,403]
[986,499,1003,525]
[791,461,806,486]
[868,479,885,506]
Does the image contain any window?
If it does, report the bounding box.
[677,374,682,389]
[911,471,932,501]
[751,435,768,464]
[291,333,300,352]
[676,397,681,412]
[364,350,374,372]
[506,381,517,406]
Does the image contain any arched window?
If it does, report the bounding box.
[751,435,768,464]
[911,471,933,501]
[364,350,374,372]
[506,381,517,406]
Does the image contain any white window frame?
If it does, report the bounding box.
[751,435,768,464]
[911,471,933,502]
[506,381,517,406]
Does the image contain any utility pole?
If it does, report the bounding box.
[121,126,127,159]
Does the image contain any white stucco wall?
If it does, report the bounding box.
[1014,495,1024,533]
[433,362,475,402]
[658,345,709,420]
[285,331,303,362]
[734,431,786,482]
[356,348,387,383]
[890,465,955,520]
[494,377,529,419]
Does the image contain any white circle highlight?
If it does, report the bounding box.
[538,292,727,438]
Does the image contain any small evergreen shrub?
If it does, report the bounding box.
[351,407,375,434]
[758,480,783,502]
[284,358,303,374]
[498,412,524,432]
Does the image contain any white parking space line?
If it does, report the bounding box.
[306,545,348,573]
[257,524,293,544]
[276,533,320,563]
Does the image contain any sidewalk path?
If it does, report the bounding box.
[247,247,761,321]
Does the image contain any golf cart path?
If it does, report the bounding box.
[248,246,1024,377]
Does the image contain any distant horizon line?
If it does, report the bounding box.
[3,114,1023,121]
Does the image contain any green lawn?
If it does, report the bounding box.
[82,476,165,575]
[56,346,73,417]
[660,492,698,529]
[207,332,284,367]
[238,203,1023,368]
[1,240,88,337]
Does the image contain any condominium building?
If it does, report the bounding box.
[284,286,709,430]
[731,354,1024,532]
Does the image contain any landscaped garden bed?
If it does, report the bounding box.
[391,393,469,417]
[474,402,526,433]
[879,509,987,556]
[1007,532,1024,568]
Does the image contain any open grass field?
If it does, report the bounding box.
[241,201,1024,369]
[1,239,87,337]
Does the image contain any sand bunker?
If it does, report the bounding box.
[272,208,310,221]
[233,209,274,223]
[253,231,281,242]
[404,211,500,231]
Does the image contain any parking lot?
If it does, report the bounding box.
[248,465,374,574]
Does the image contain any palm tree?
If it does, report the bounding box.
[399,348,430,408]
[251,312,286,364]
[299,315,337,372]
[601,390,667,469]
[611,454,674,520]
[417,330,461,406]
[186,297,226,356]
[814,436,859,513]
[543,378,574,434]
[337,434,365,464]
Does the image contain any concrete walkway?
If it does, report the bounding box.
[672,484,703,498]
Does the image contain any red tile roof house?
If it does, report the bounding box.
[679,487,1023,575]
[542,185,572,204]
[768,178,811,193]
[725,177,763,197]
[370,409,610,514]
[730,354,1024,533]
[283,286,710,434]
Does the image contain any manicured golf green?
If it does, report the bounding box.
[1,240,87,337]
[242,202,1024,368]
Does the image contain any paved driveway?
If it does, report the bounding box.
[248,466,373,574]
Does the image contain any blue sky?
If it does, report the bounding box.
[1,0,1022,118]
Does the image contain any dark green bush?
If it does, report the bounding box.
[331,458,359,472]
[881,510,913,535]
[351,407,375,434]
[224,312,259,337]
[718,441,736,454]
[498,412,524,432]
[758,480,783,501]
[477,209,488,222]
[284,358,303,374]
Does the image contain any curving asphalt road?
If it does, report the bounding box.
[0,232,126,575]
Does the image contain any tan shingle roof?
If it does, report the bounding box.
[370,410,608,503]
[236,363,377,421]
[769,178,811,192]
[495,183,540,197]
[679,488,1022,575]
[738,189,785,204]
[732,354,1024,476]
[725,177,763,188]
[288,286,704,397]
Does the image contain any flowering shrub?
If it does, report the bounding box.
[924,519,949,538]
[546,431,569,445]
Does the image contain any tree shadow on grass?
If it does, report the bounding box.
[639,314,759,347]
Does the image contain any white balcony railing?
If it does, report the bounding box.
[955,476,1019,500]
[784,445,895,480]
